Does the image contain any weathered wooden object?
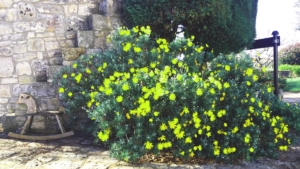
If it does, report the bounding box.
[8,93,74,140]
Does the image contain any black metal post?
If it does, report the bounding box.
[272,31,279,97]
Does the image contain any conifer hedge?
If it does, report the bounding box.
[124,0,258,54]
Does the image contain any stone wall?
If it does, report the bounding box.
[0,0,124,133]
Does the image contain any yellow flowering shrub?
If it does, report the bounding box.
[56,26,300,163]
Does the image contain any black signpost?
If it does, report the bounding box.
[249,31,280,97]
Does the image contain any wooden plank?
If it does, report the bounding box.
[8,131,74,141]
[55,114,66,133]
[20,116,34,135]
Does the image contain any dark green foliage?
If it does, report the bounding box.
[124,0,258,54]
[279,64,300,77]
[279,43,300,65]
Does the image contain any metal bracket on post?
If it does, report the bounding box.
[249,30,280,97]
[272,31,279,97]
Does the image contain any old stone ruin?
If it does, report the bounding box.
[0,0,125,134]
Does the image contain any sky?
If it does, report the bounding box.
[256,0,300,49]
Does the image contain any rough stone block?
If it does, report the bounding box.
[17,2,36,20]
[35,70,48,82]
[11,33,24,40]
[0,0,13,8]
[62,61,75,66]
[46,15,64,28]
[88,14,110,31]
[0,57,14,77]
[0,104,5,111]
[0,41,12,47]
[77,31,94,48]
[0,98,9,104]
[19,76,35,84]
[47,66,63,82]
[36,32,55,38]
[14,44,27,54]
[12,84,31,97]
[0,85,11,98]
[49,57,63,65]
[62,47,85,61]
[60,40,75,48]
[0,46,13,56]
[31,59,48,72]
[47,50,62,58]
[16,62,32,76]
[1,78,18,84]
[28,39,45,51]
[31,82,57,97]
[66,16,89,30]
[41,98,60,110]
[94,37,107,49]
[64,4,78,15]
[0,25,13,35]
[45,41,59,51]
[99,0,124,17]
[37,4,64,14]
[0,9,17,22]
[30,21,46,32]
[1,115,17,132]
[24,53,37,60]
[78,4,91,16]
[13,22,31,32]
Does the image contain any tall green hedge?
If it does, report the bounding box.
[124,0,258,55]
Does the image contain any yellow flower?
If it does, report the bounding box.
[279,145,288,151]
[116,96,123,102]
[232,127,239,133]
[169,93,176,101]
[134,47,142,53]
[244,134,251,143]
[58,87,65,93]
[160,123,168,131]
[177,74,183,81]
[73,63,77,68]
[206,132,211,137]
[150,62,156,68]
[262,66,266,73]
[86,68,91,74]
[253,75,258,81]
[145,141,153,150]
[249,147,254,153]
[123,42,132,52]
[246,68,253,76]
[154,111,159,116]
[75,73,82,83]
[185,137,192,144]
[63,74,68,79]
[267,87,272,93]
[209,88,215,94]
[250,97,255,103]
[68,92,73,97]
[249,106,254,113]
[172,58,178,65]
[122,83,130,91]
[224,82,230,88]
[247,81,251,86]
[126,113,130,119]
[128,59,133,64]
[225,65,230,71]
[132,77,139,83]
[196,88,203,96]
